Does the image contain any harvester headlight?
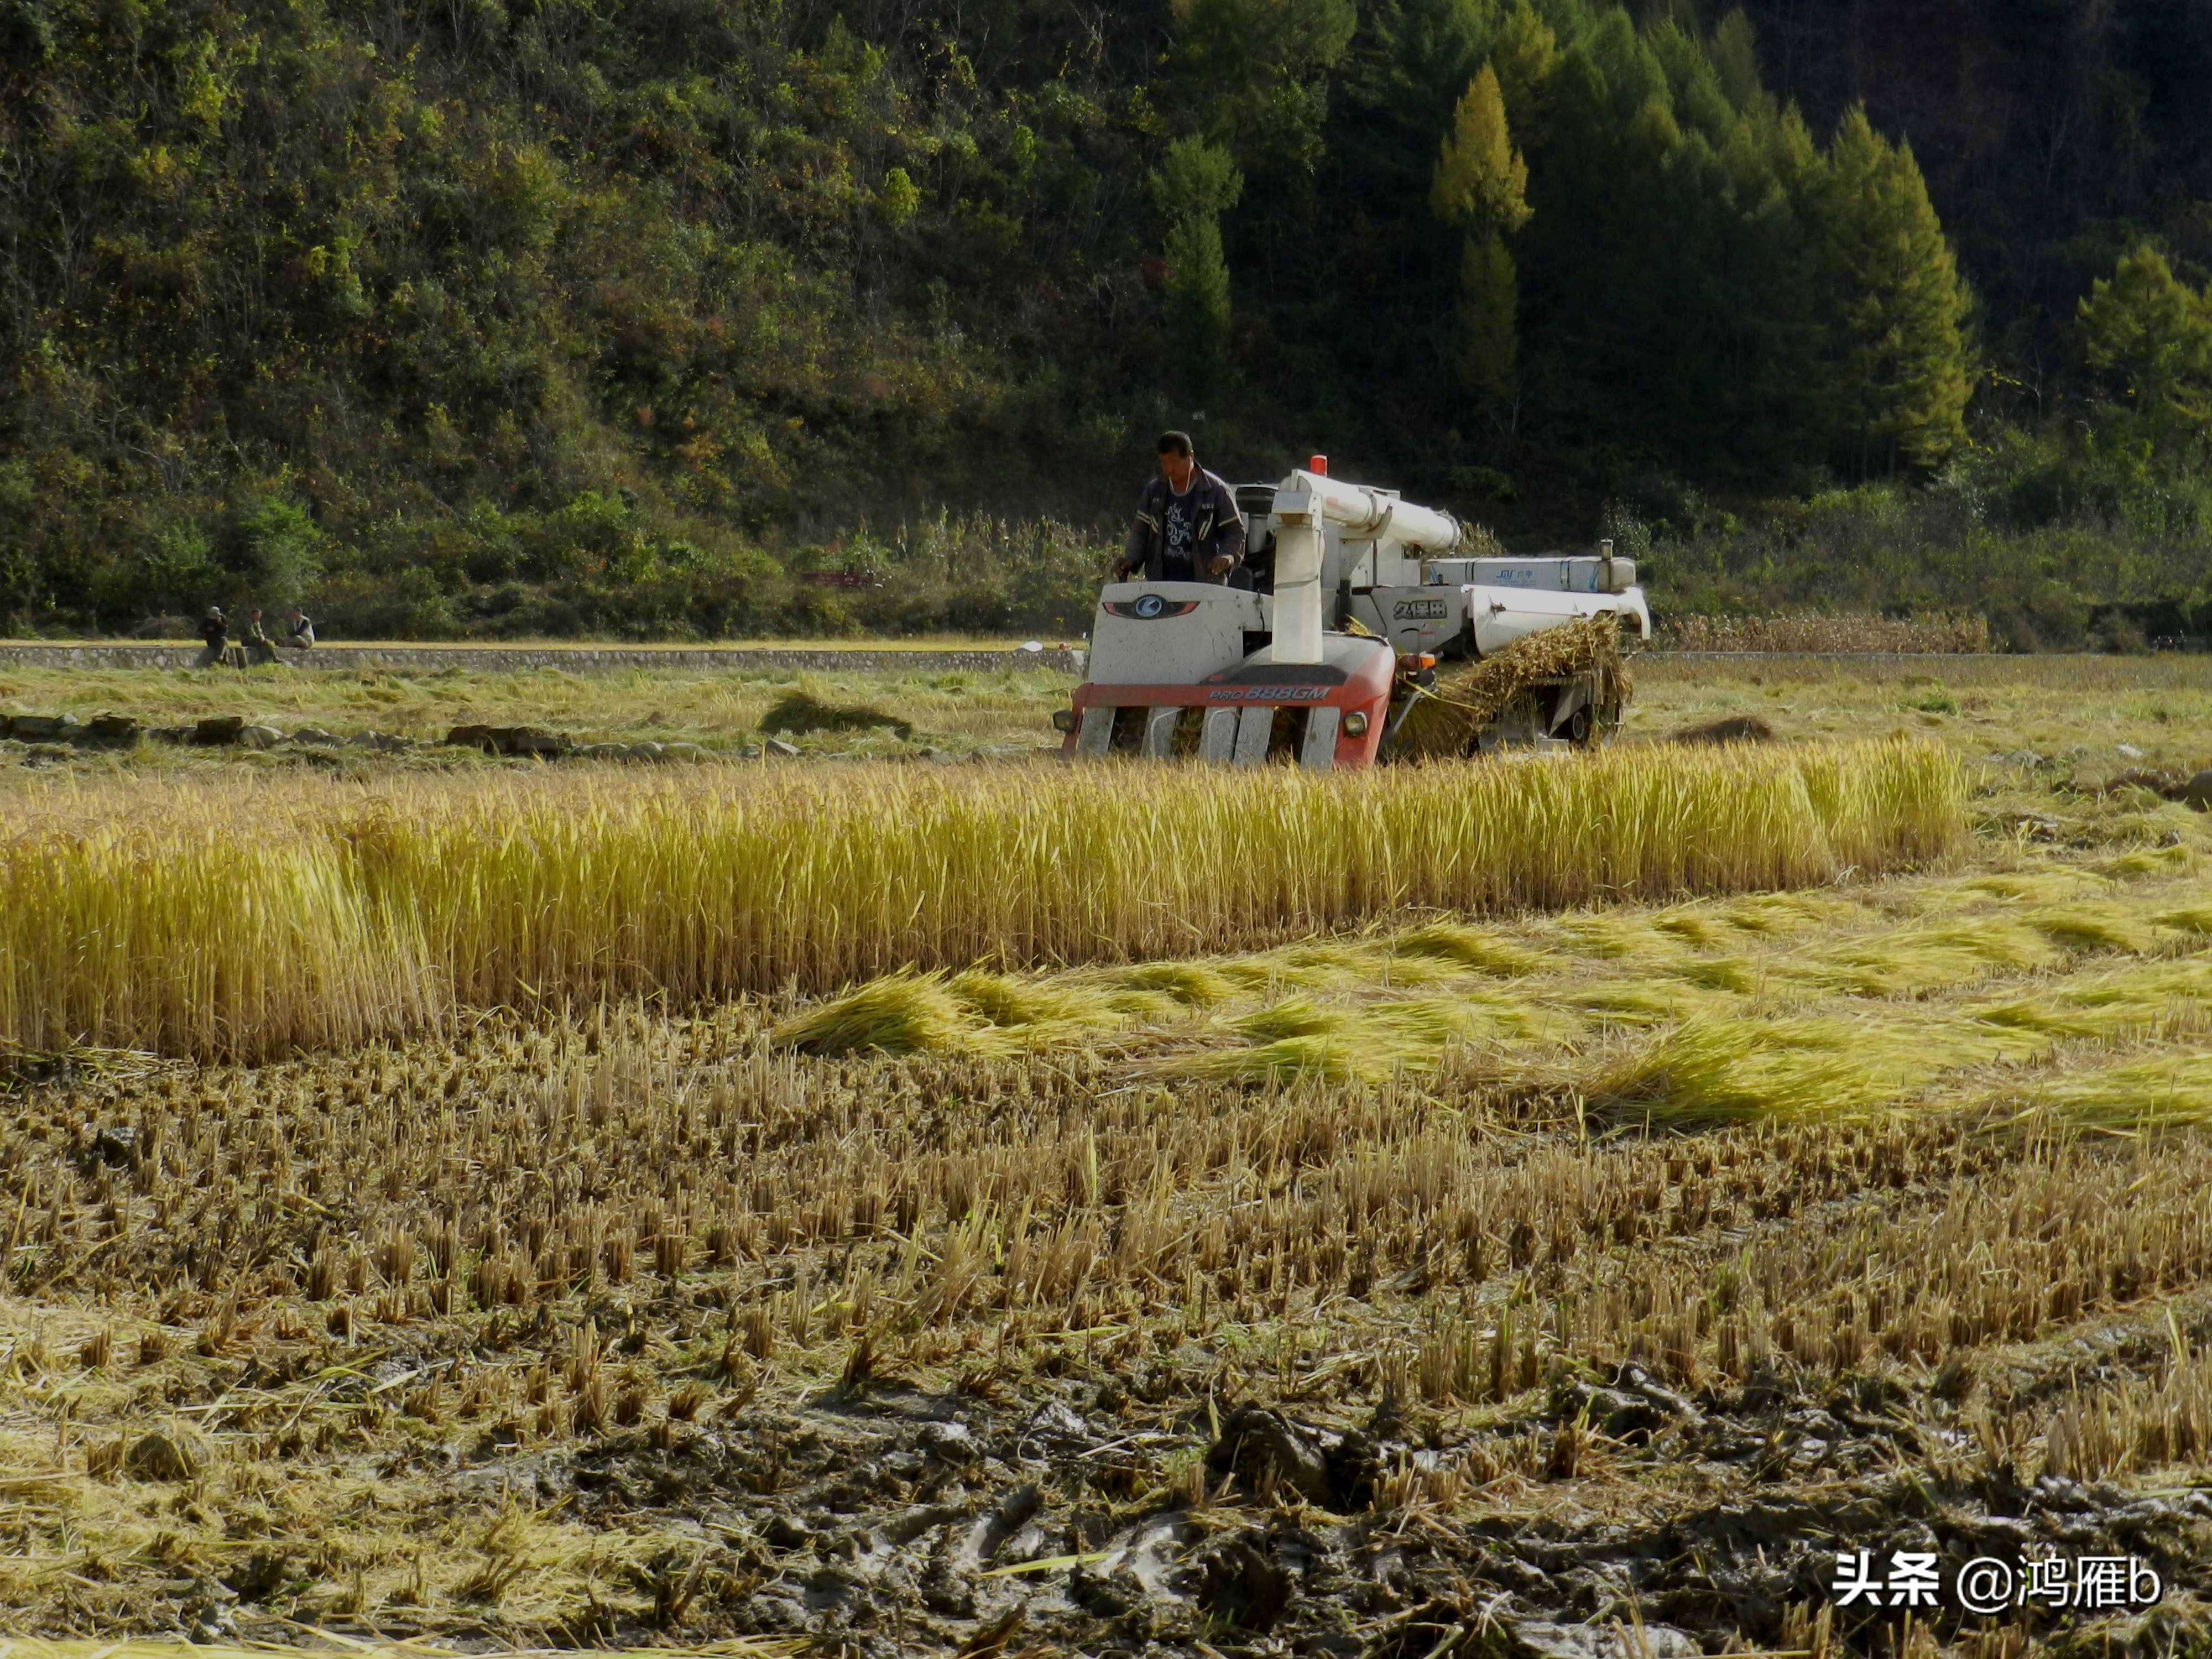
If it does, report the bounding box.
[1051,708,1078,734]
[1343,712,1369,738]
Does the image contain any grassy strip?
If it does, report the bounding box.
[0,739,1962,1058]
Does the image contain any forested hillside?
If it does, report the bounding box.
[3,0,2210,641]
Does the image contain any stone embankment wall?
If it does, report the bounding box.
[0,643,1087,675]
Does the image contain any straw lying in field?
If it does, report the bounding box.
[1582,951,2212,1127]
[1584,1010,2043,1124]
[0,739,1964,1057]
[776,968,1120,1056]
[782,857,2212,1125]
[2015,1051,2212,1131]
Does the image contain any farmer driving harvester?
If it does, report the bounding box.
[1063,446,1650,768]
[1114,431,1245,584]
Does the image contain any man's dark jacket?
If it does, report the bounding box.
[1121,468,1245,582]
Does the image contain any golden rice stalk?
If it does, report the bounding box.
[1584,1015,1873,1123]
[1795,921,2062,999]
[0,738,1965,1057]
[1968,958,2212,1044]
[1223,994,1347,1042]
[777,969,1117,1056]
[2013,1052,2212,1133]
[1168,1030,1375,1086]
[1585,1011,2034,1125]
[944,970,1118,1036]
[1168,995,1479,1085]
[775,973,1013,1058]
[1389,922,1548,977]
[2044,1348,2212,1480]
[1102,961,1237,1008]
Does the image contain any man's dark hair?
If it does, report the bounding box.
[1156,430,1194,457]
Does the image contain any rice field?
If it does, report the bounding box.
[6,656,2212,1659]
[0,738,1960,1058]
[7,647,2212,776]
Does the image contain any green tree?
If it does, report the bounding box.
[1809,108,1972,473]
[1457,233,1519,398]
[1486,2,1560,124]
[878,167,920,226]
[1172,0,1358,175]
[1152,135,1248,221]
[1165,216,1237,395]
[1707,8,1763,114]
[1431,65,1530,400]
[1152,138,1246,399]
[2078,244,2212,456]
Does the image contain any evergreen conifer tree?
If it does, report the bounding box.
[1809,108,1971,472]
[1152,138,1246,399]
[2078,244,2212,456]
[1165,215,1237,396]
[1708,9,1762,113]
[1458,234,1519,398]
[1173,0,1357,174]
[1486,2,1560,128]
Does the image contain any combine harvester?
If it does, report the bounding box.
[1055,460,1649,768]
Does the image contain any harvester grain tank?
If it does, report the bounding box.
[1056,460,1649,766]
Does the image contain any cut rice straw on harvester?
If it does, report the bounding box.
[1390,614,1632,759]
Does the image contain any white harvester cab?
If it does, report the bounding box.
[1060,462,1650,766]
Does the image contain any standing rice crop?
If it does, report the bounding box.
[0,738,1963,1057]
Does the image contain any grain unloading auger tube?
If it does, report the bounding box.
[1055,460,1651,768]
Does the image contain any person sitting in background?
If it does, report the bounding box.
[196,606,229,669]
[286,607,316,650]
[242,609,278,666]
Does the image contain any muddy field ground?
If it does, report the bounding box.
[4,652,2212,1659]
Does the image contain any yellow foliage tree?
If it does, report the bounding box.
[1430,65,1531,237]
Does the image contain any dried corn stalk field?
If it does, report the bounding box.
[3,722,2211,1659]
